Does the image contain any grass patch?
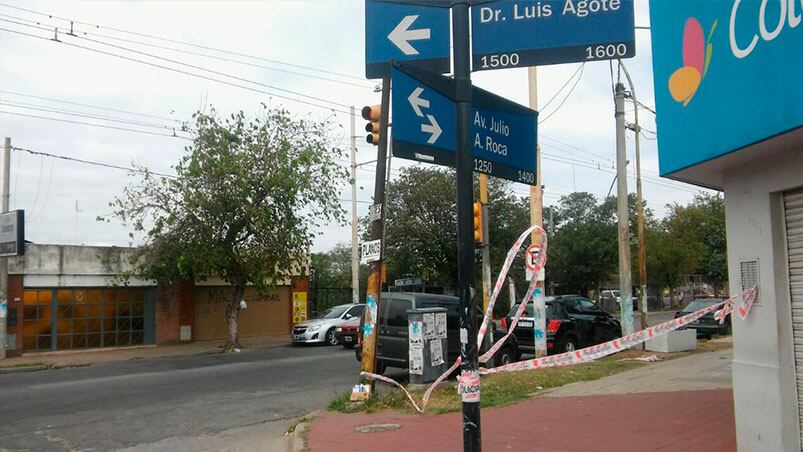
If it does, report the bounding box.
[330,339,732,415]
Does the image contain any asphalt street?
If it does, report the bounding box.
[0,343,360,451]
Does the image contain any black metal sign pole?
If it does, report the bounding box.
[451,1,480,450]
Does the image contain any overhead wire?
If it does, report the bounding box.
[0,110,193,140]
[0,21,353,112]
[0,90,183,122]
[0,3,367,81]
[11,146,376,206]
[0,12,373,89]
[11,146,178,178]
[538,63,585,124]
[0,100,189,132]
[0,27,352,115]
[539,63,584,113]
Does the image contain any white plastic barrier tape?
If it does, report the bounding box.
[481,286,757,376]
[359,225,757,413]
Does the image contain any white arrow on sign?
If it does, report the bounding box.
[388,15,431,56]
[408,87,429,117]
[421,114,442,144]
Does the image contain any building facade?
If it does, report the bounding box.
[649,1,802,450]
[3,244,307,356]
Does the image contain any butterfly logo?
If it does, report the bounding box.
[668,17,718,106]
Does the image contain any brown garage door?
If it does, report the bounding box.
[194,286,291,340]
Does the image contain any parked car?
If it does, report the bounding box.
[675,298,730,338]
[291,303,365,346]
[335,316,360,349]
[355,292,519,374]
[504,295,622,354]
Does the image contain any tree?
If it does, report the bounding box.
[309,243,368,311]
[545,192,619,296]
[107,106,349,349]
[664,193,727,282]
[382,167,459,290]
[645,224,698,305]
[378,167,530,299]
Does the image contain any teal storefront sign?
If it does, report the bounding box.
[650,0,803,177]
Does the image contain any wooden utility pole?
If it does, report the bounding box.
[355,79,391,399]
[528,67,547,358]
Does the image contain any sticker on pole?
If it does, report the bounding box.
[459,370,480,403]
[525,244,544,271]
[360,239,382,264]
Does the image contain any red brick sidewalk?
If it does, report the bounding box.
[307,389,735,451]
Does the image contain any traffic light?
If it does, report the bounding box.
[362,105,382,145]
[473,202,484,245]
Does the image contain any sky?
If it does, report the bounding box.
[0,0,711,252]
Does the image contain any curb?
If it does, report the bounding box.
[287,411,319,452]
[0,364,49,374]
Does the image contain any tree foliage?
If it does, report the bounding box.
[107,106,349,347]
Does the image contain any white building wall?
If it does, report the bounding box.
[722,147,803,452]
[8,244,153,287]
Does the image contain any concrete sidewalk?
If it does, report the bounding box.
[307,349,736,451]
[0,335,290,371]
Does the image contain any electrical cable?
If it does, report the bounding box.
[0,110,193,139]
[0,101,188,132]
[539,63,584,113]
[0,19,352,109]
[27,158,55,222]
[0,3,367,81]
[1,14,373,89]
[11,146,178,178]
[0,89,182,122]
[11,146,375,206]
[0,27,352,115]
[538,63,585,124]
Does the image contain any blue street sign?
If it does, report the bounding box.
[471,0,635,71]
[391,64,538,185]
[365,1,450,79]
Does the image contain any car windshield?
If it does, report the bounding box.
[508,301,556,318]
[316,305,349,319]
[683,299,722,312]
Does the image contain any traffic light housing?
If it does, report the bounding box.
[473,202,484,245]
[362,105,382,145]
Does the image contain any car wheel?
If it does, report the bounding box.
[374,361,386,375]
[496,346,516,367]
[342,341,355,349]
[325,328,339,346]
[558,337,577,353]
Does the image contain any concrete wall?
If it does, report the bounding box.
[9,244,152,287]
[722,146,803,452]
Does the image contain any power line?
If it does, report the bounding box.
[12,145,376,205]
[539,63,584,112]
[0,3,367,82]
[539,63,585,124]
[0,90,182,122]
[540,134,615,165]
[0,13,373,90]
[0,101,188,132]
[0,110,192,140]
[11,146,178,178]
[0,20,352,110]
[0,27,352,115]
